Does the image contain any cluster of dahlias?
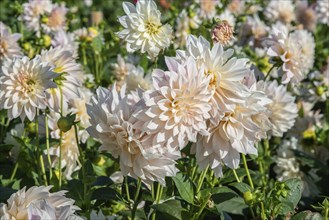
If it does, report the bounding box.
[0,0,328,218]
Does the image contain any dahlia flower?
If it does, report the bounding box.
[116,0,173,59]
[256,80,298,137]
[133,57,213,152]
[0,56,57,121]
[265,0,295,24]
[216,10,236,28]
[87,85,178,185]
[0,186,81,220]
[176,35,251,125]
[240,15,268,48]
[0,22,23,64]
[296,1,317,32]
[52,30,79,58]
[195,0,221,20]
[194,102,262,177]
[40,47,84,112]
[265,24,315,84]
[316,0,329,25]
[41,3,68,34]
[21,0,53,34]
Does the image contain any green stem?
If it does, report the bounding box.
[152,183,164,220]
[36,110,48,185]
[193,193,211,220]
[82,46,87,66]
[264,65,276,81]
[10,161,19,180]
[242,154,254,190]
[58,87,64,188]
[131,178,142,220]
[233,169,240,183]
[45,114,53,181]
[196,165,209,194]
[125,177,131,203]
[261,201,266,220]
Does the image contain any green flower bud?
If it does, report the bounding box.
[244,191,254,204]
[316,86,324,96]
[27,122,36,134]
[57,114,76,132]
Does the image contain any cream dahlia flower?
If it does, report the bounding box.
[265,0,295,24]
[195,0,221,20]
[0,56,57,121]
[116,0,173,59]
[52,30,79,58]
[40,47,84,112]
[194,103,261,177]
[316,0,329,25]
[41,3,68,34]
[265,24,315,84]
[0,22,23,64]
[21,0,53,34]
[0,186,81,220]
[256,80,298,137]
[133,57,213,152]
[176,35,251,125]
[87,85,178,185]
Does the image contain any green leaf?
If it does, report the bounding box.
[91,36,103,53]
[229,182,252,194]
[291,211,323,220]
[172,173,194,204]
[91,187,120,201]
[215,197,248,215]
[151,200,187,220]
[278,178,303,215]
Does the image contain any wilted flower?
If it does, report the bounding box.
[211,20,235,45]
[265,0,295,24]
[0,186,81,220]
[116,0,172,59]
[87,85,178,185]
[0,22,23,64]
[257,80,298,137]
[0,56,57,121]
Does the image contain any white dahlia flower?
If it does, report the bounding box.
[265,0,295,24]
[133,57,213,152]
[41,3,68,34]
[116,0,173,59]
[0,56,57,121]
[52,30,79,58]
[21,0,53,33]
[40,47,84,112]
[316,0,329,25]
[0,22,23,64]
[265,24,315,84]
[195,0,221,20]
[177,35,251,125]
[194,103,261,177]
[0,186,81,220]
[256,80,298,137]
[87,85,178,185]
[216,9,236,28]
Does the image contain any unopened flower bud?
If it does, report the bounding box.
[243,191,254,204]
[43,35,51,47]
[91,11,103,26]
[211,21,234,45]
[57,114,76,132]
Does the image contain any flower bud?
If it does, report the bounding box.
[57,114,76,132]
[43,35,52,47]
[211,20,234,45]
[243,191,254,204]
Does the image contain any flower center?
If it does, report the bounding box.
[0,40,8,58]
[145,22,160,35]
[205,70,218,88]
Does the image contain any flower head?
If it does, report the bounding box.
[0,56,57,121]
[0,186,81,220]
[0,22,23,64]
[211,20,235,45]
[265,0,295,24]
[87,85,178,185]
[116,0,173,59]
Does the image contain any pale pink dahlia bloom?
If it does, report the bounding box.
[0,22,23,64]
[0,56,57,121]
[256,80,298,137]
[133,57,213,153]
[0,186,81,220]
[87,85,178,185]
